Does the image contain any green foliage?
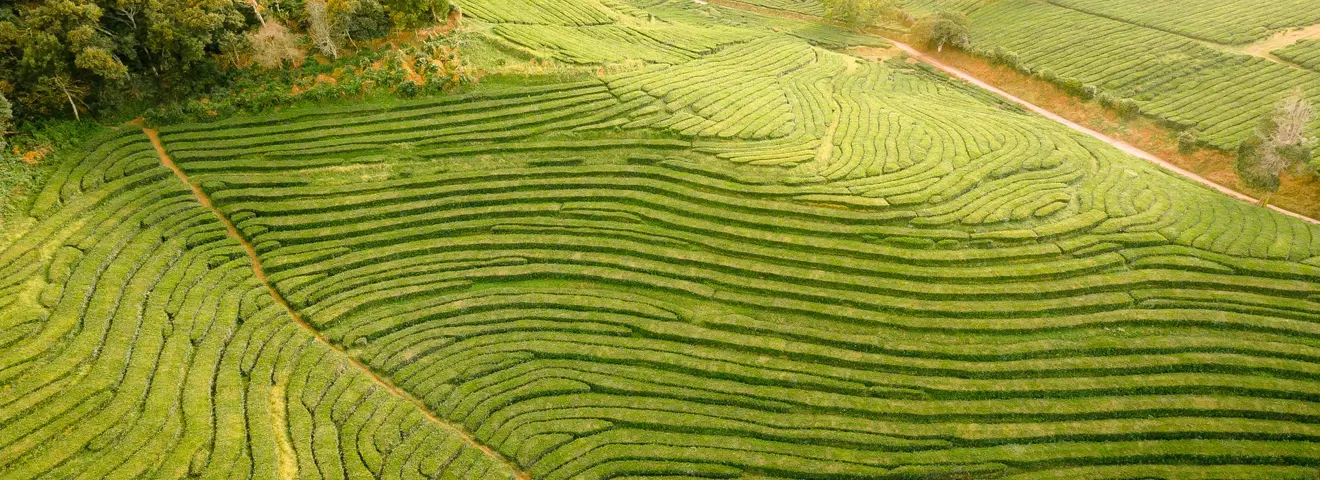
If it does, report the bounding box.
[822,0,895,29]
[911,9,969,51]
[0,92,11,153]
[143,34,469,125]
[1177,128,1198,153]
[0,0,247,124]
[1080,84,1098,100]
[1236,92,1316,194]
[1236,134,1277,192]
[380,0,449,28]
[1117,98,1141,119]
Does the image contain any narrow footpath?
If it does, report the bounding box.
[706,0,1320,225]
[139,124,531,480]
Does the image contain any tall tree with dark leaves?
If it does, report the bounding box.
[0,0,251,122]
[0,0,127,120]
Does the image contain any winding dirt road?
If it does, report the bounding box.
[706,0,1320,225]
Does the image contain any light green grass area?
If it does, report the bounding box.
[2,0,1320,479]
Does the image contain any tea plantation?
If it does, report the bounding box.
[2,0,1320,479]
[1047,0,1320,45]
[900,0,1320,160]
[1276,39,1320,72]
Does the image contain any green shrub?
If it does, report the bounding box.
[1117,98,1141,119]
[1178,128,1198,153]
[1035,68,1058,83]
[397,80,420,98]
[1081,84,1098,100]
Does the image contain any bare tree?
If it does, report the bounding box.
[306,0,339,59]
[248,21,303,68]
[247,0,266,26]
[49,75,85,121]
[1236,89,1317,206]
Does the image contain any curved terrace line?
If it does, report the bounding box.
[137,123,531,480]
[703,0,1320,226]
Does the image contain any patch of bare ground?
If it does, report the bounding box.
[1242,23,1320,59]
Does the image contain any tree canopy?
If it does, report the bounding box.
[0,0,450,126]
[911,10,970,52]
[822,0,894,30]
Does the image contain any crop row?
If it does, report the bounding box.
[968,0,1320,154]
[493,22,758,65]
[1275,39,1320,72]
[0,130,516,479]
[140,33,1320,478]
[1047,0,1320,45]
[458,0,616,26]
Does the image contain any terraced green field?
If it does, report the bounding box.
[1276,39,1320,72]
[3,0,1320,479]
[963,0,1320,155]
[1048,0,1320,45]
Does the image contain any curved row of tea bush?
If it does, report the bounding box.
[1275,39,1320,72]
[0,130,517,480]
[1047,0,1320,45]
[967,0,1320,155]
[5,6,1320,477]
[151,35,1320,476]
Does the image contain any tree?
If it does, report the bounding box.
[1236,89,1317,206]
[306,0,338,58]
[0,0,253,122]
[822,0,893,30]
[911,10,969,52]
[379,0,448,28]
[1177,128,1198,153]
[332,0,390,45]
[0,1,127,118]
[248,21,301,68]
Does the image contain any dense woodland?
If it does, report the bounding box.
[0,0,448,130]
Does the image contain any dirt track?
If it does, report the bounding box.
[705,0,1320,225]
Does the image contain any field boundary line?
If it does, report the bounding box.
[705,0,1320,225]
[136,123,531,480]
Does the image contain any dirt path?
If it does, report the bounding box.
[139,125,531,480]
[706,0,1320,225]
[1242,23,1320,60]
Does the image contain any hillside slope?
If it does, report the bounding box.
[1,1,1319,479]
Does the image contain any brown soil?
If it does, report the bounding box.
[139,123,530,480]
